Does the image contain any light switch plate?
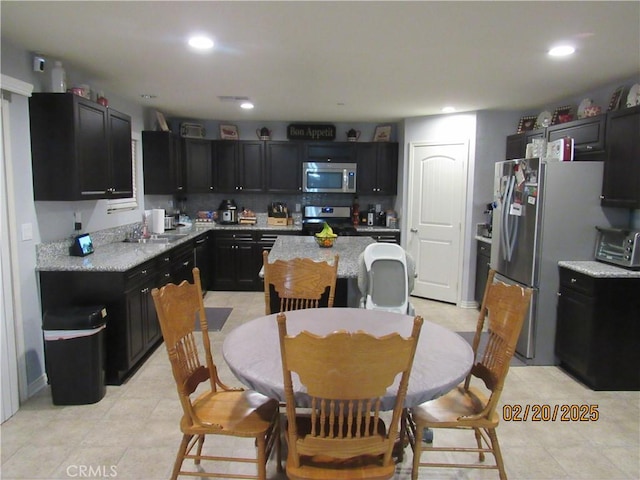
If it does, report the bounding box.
[21,223,33,241]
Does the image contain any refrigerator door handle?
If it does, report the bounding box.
[503,176,516,261]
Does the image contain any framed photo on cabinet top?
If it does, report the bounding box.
[516,115,537,133]
[607,86,625,111]
[551,105,574,125]
[156,111,170,132]
[219,124,239,140]
[373,125,391,142]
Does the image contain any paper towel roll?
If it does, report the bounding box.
[151,209,165,234]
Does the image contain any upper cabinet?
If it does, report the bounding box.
[356,142,398,194]
[214,140,265,192]
[29,93,132,200]
[601,105,640,208]
[183,138,213,193]
[265,141,302,193]
[304,142,355,163]
[142,131,185,195]
[548,114,606,161]
[505,114,606,161]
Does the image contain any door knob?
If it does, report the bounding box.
[410,228,418,233]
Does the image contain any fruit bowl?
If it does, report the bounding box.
[315,235,336,248]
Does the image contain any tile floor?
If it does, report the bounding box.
[2,292,638,480]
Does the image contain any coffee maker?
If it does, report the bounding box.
[217,199,238,224]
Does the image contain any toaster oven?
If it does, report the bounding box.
[594,227,640,269]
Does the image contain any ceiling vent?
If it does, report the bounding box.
[217,96,250,103]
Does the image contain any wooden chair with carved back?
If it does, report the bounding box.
[151,267,281,480]
[404,269,532,480]
[277,311,423,480]
[263,250,339,315]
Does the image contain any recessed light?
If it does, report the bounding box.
[548,45,575,57]
[240,102,254,110]
[442,106,456,113]
[188,35,214,50]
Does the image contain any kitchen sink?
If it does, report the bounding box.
[124,233,189,244]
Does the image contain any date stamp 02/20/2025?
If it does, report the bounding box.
[502,404,600,422]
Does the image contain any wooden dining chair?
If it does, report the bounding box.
[263,250,339,315]
[404,269,532,480]
[277,311,423,480]
[151,267,281,480]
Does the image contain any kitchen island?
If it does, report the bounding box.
[263,235,376,307]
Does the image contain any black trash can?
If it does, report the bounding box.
[42,305,107,405]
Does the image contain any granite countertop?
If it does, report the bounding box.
[36,216,398,273]
[36,226,207,273]
[262,235,376,278]
[558,261,640,278]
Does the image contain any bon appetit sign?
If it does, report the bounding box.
[287,124,336,141]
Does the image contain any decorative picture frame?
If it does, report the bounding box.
[551,105,574,125]
[373,125,391,142]
[516,115,537,134]
[607,86,625,111]
[219,124,239,140]
[156,111,170,132]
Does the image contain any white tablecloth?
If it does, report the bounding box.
[222,308,473,410]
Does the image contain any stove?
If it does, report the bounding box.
[301,205,357,236]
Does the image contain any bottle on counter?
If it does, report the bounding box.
[352,195,360,226]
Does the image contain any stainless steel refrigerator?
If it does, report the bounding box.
[490,158,626,365]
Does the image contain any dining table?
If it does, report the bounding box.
[222,307,474,410]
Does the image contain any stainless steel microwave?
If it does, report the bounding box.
[302,162,357,193]
[594,226,640,269]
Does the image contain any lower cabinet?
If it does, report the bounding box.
[194,232,212,291]
[555,267,640,390]
[475,240,491,306]
[39,241,196,385]
[212,232,259,291]
[211,230,299,291]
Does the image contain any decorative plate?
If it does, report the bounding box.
[626,83,640,107]
[577,98,593,119]
[534,111,552,129]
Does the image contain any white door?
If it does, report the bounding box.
[407,141,468,303]
[1,96,20,422]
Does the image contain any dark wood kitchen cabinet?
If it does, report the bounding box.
[600,105,640,208]
[547,114,606,161]
[555,266,640,390]
[214,140,265,192]
[184,138,214,193]
[265,141,303,192]
[475,240,491,306]
[211,232,260,290]
[38,240,197,385]
[142,131,185,195]
[505,129,544,160]
[194,232,213,291]
[304,142,355,163]
[29,93,133,200]
[356,142,398,194]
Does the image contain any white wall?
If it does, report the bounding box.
[1,40,149,393]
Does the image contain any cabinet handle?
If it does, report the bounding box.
[410,228,418,233]
[586,145,593,150]
[164,273,170,278]
[570,278,577,283]
[182,261,190,267]
[600,195,605,199]
[142,287,149,294]
[141,269,147,275]
[209,186,214,190]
